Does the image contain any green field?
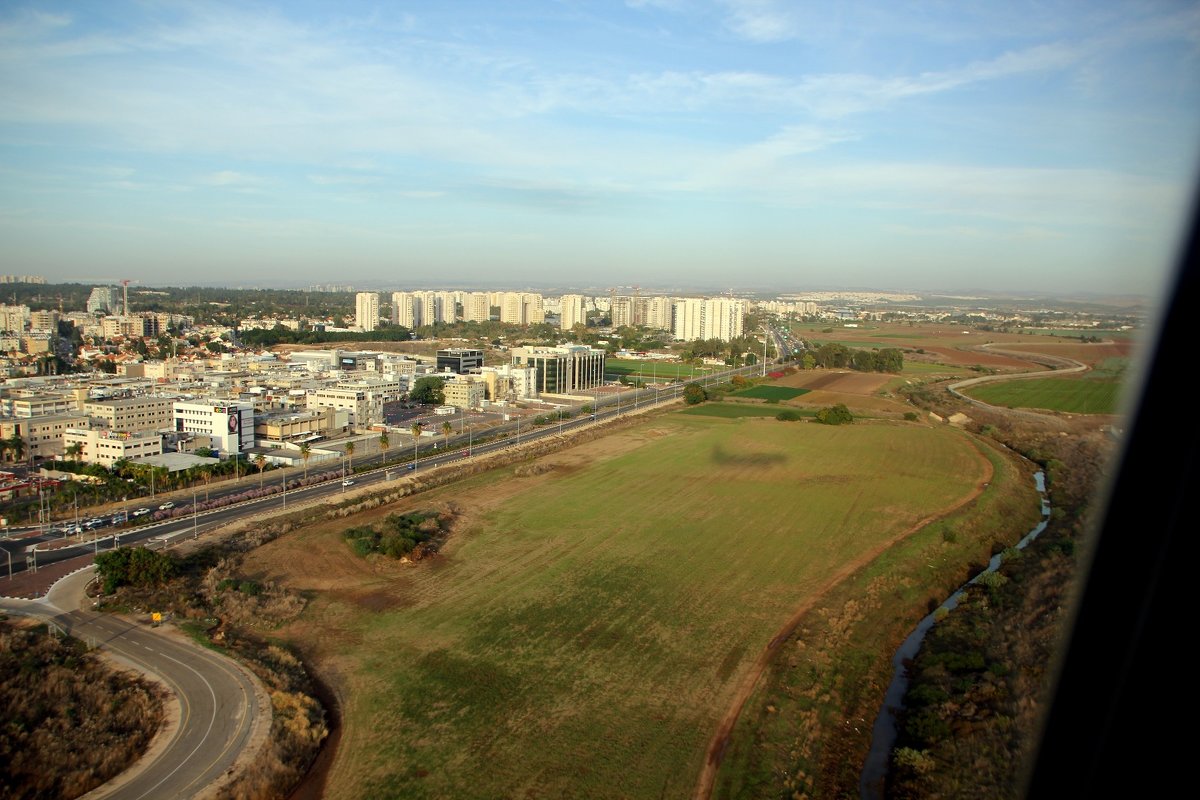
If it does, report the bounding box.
[732,385,810,401]
[963,376,1122,413]
[275,417,993,799]
[605,359,703,379]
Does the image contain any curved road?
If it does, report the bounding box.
[1,568,265,800]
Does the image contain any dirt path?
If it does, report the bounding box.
[692,436,996,800]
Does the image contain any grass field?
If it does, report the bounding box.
[680,402,810,418]
[605,359,703,379]
[249,416,994,799]
[963,376,1122,414]
[732,385,810,400]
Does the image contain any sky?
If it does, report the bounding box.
[1,1,1198,296]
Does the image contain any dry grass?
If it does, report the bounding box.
[245,416,994,799]
[0,617,165,800]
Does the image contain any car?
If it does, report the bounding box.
[131,507,151,517]
[158,501,175,510]
[110,515,124,525]
[342,479,355,486]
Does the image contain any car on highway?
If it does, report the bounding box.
[158,501,175,510]
[131,507,151,517]
[342,479,355,486]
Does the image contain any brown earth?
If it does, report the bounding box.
[995,340,1134,365]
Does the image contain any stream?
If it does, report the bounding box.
[859,471,1050,799]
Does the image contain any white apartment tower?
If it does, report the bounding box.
[560,294,586,330]
[355,292,379,331]
[464,292,491,323]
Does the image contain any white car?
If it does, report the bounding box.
[342,479,355,487]
[158,501,175,510]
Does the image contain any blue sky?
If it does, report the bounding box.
[1,1,1198,295]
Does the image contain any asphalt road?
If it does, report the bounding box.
[0,568,264,800]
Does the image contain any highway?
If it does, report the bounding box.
[3,363,769,580]
[0,568,265,800]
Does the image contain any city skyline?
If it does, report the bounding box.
[2,1,1198,296]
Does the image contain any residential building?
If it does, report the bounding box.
[29,310,60,332]
[464,292,491,323]
[560,294,586,330]
[63,428,163,468]
[510,345,605,394]
[478,364,539,401]
[442,377,485,410]
[391,291,417,328]
[673,298,705,342]
[436,348,484,374]
[87,286,118,314]
[0,305,30,333]
[172,400,254,456]
[355,292,379,331]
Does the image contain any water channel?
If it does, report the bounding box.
[859,471,1050,799]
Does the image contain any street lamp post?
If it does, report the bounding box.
[192,488,198,539]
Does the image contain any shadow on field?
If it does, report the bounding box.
[710,444,788,467]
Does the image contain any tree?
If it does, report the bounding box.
[345,440,355,473]
[802,352,816,370]
[410,422,423,463]
[408,376,446,405]
[254,454,266,487]
[6,432,26,464]
[65,442,84,465]
[379,431,390,463]
[684,383,708,405]
[442,420,453,448]
[299,442,311,479]
[815,403,854,425]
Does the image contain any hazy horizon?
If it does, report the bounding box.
[2,1,1198,296]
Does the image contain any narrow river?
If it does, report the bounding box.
[859,471,1050,799]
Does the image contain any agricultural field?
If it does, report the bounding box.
[731,385,810,401]
[681,402,812,418]
[246,414,1003,800]
[963,375,1124,414]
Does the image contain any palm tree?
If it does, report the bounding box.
[442,420,453,449]
[345,440,355,473]
[65,442,84,466]
[254,454,266,487]
[410,422,423,464]
[379,431,390,464]
[299,442,311,479]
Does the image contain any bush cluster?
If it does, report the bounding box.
[344,511,444,559]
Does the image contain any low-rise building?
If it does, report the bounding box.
[442,377,485,410]
[0,413,90,461]
[63,428,163,468]
[510,345,605,394]
[84,396,175,433]
[436,348,484,374]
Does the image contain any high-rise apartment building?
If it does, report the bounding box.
[355,292,379,331]
[560,294,586,330]
[464,292,491,323]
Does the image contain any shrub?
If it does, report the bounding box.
[904,411,919,421]
[815,403,854,425]
[776,410,803,422]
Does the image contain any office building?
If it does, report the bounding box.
[172,400,254,456]
[84,396,175,433]
[437,348,484,374]
[510,345,605,394]
[63,428,163,468]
